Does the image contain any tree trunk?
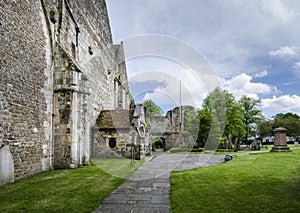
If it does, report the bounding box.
[228,134,233,149]
[234,137,239,152]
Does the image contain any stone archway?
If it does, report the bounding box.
[152,136,166,152]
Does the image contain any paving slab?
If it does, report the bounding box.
[94,153,225,213]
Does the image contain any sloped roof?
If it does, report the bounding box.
[97,109,134,129]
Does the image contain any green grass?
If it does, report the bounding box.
[0,158,143,212]
[171,149,300,212]
[91,158,144,179]
[154,148,164,152]
[166,147,204,154]
[266,144,296,149]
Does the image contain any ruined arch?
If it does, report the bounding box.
[153,136,166,151]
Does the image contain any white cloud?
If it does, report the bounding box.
[254,69,268,78]
[292,61,300,76]
[127,54,222,109]
[108,0,300,79]
[131,69,215,109]
[269,46,298,58]
[261,95,300,114]
[262,0,296,22]
[132,71,278,111]
[222,73,275,99]
[293,61,300,68]
[210,43,254,77]
[107,0,300,115]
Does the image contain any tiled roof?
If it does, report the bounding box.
[97,109,134,129]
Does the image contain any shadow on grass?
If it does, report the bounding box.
[91,157,144,179]
[0,159,143,212]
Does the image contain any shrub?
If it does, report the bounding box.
[169,147,204,153]
[218,138,225,149]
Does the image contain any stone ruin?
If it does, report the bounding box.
[0,0,135,185]
[149,105,199,150]
[0,0,198,186]
[91,104,151,160]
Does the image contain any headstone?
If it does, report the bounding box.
[294,142,299,148]
[271,127,291,152]
[0,145,14,185]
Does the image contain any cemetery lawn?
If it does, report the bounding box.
[0,158,143,212]
[171,149,300,212]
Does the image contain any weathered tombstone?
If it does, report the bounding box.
[294,141,299,148]
[0,145,14,185]
[271,127,291,152]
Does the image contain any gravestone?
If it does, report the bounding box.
[271,127,291,152]
[0,145,14,185]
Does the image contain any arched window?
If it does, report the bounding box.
[109,138,116,148]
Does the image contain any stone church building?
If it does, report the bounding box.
[0,0,146,185]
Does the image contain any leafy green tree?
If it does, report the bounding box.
[202,88,227,150]
[239,96,263,142]
[202,88,245,150]
[224,92,245,148]
[257,118,273,138]
[183,108,200,148]
[197,109,212,148]
[143,99,163,116]
[202,88,227,130]
[273,112,300,137]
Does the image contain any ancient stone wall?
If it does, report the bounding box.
[92,107,151,160]
[91,129,134,158]
[0,0,53,184]
[166,107,181,134]
[149,116,170,136]
[51,0,133,168]
[92,110,133,158]
[0,0,133,184]
[149,106,197,150]
[113,43,133,110]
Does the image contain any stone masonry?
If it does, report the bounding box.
[0,0,133,185]
[149,105,198,150]
[271,127,291,152]
[91,104,151,160]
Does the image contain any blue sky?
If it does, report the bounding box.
[106,0,300,117]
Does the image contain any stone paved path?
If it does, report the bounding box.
[94,153,226,213]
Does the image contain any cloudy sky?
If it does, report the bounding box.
[106,0,300,117]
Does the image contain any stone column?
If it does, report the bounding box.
[271,127,291,152]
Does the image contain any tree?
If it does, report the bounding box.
[257,118,273,138]
[197,109,212,148]
[223,92,245,143]
[273,113,300,137]
[143,99,163,116]
[202,88,227,150]
[202,88,244,150]
[257,113,300,140]
[202,88,227,130]
[183,108,200,148]
[239,96,262,142]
